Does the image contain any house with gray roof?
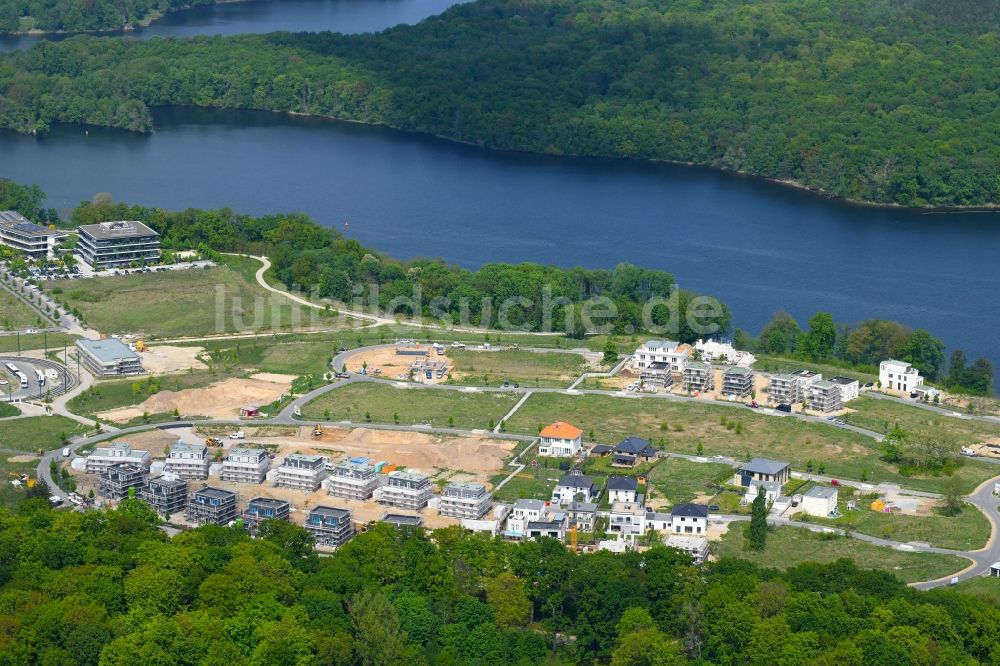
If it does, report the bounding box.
[552,471,598,505]
[607,476,639,504]
[734,458,790,487]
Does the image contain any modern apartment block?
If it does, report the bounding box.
[438,482,492,520]
[683,361,714,393]
[879,359,924,394]
[140,475,189,517]
[769,369,821,404]
[304,505,355,547]
[274,453,326,491]
[98,463,148,500]
[77,220,160,269]
[0,210,65,259]
[829,376,860,403]
[639,361,674,390]
[185,487,238,526]
[163,441,210,480]
[632,339,690,373]
[76,338,144,378]
[220,447,270,484]
[378,470,432,510]
[806,380,843,414]
[243,497,290,535]
[326,461,383,500]
[722,366,754,397]
[86,442,151,474]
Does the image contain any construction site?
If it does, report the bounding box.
[344,343,453,384]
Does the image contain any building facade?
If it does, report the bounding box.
[830,376,860,403]
[669,504,708,535]
[538,422,583,457]
[683,361,714,393]
[98,463,148,500]
[607,476,639,504]
[326,461,383,500]
[305,506,355,547]
[880,359,924,394]
[806,380,843,414]
[438,482,492,519]
[0,210,65,259]
[186,487,238,526]
[639,362,674,390]
[77,220,160,269]
[378,471,432,510]
[86,442,151,474]
[722,366,754,398]
[243,497,290,535]
[551,472,598,505]
[274,453,326,491]
[140,475,188,517]
[609,501,647,541]
[633,340,689,373]
[163,441,210,480]
[76,338,144,378]
[220,447,270,484]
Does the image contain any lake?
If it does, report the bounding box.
[1,106,997,386]
[0,0,465,52]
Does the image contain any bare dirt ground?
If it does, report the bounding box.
[344,346,451,384]
[140,345,208,374]
[8,454,38,463]
[95,375,294,422]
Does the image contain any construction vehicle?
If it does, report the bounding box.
[135,340,145,352]
[205,437,224,447]
[312,424,323,438]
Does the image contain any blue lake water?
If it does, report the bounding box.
[1,106,997,385]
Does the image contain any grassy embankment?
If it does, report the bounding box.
[0,290,43,330]
[715,526,970,585]
[445,348,589,388]
[0,416,89,452]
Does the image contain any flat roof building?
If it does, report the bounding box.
[382,513,424,529]
[683,361,714,393]
[326,460,383,500]
[243,497,290,535]
[378,470,432,510]
[140,475,188,518]
[830,375,860,403]
[439,482,492,520]
[274,453,326,492]
[186,486,238,526]
[77,220,160,269]
[806,380,843,414]
[0,210,65,259]
[220,447,270,484]
[722,366,755,398]
[306,506,355,547]
[98,463,148,501]
[86,442,151,475]
[76,338,144,378]
[163,441,210,480]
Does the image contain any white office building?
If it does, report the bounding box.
[880,359,924,394]
[163,441,210,480]
[220,447,270,484]
[77,220,160,269]
[86,442,151,475]
[274,453,326,491]
[0,211,65,259]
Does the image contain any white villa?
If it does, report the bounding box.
[632,340,690,373]
[880,359,924,395]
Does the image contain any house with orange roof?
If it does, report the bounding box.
[538,421,584,457]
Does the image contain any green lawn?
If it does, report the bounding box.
[301,382,518,430]
[491,467,562,502]
[0,415,90,452]
[0,290,42,330]
[714,526,970,585]
[647,457,732,504]
[504,392,996,493]
[45,259,329,338]
[801,494,991,550]
[953,576,1000,604]
[580,455,658,479]
[445,349,588,388]
[190,333,342,377]
[0,332,79,354]
[0,455,39,509]
[843,396,1000,450]
[0,402,20,418]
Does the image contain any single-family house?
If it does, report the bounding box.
[565,501,598,532]
[505,499,546,538]
[609,501,647,541]
[607,476,639,504]
[665,534,709,564]
[829,376,860,403]
[879,359,924,394]
[613,436,657,467]
[734,458,791,487]
[800,486,839,518]
[538,422,584,458]
[742,480,782,507]
[669,503,708,535]
[527,508,568,541]
[552,471,599,505]
[633,340,690,373]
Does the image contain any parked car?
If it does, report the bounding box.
[708,504,720,512]
[831,479,840,486]
[229,431,246,440]
[776,403,792,413]
[335,372,351,379]
[748,401,759,408]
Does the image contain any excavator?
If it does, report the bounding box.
[312,424,323,438]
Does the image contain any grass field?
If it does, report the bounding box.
[0,290,42,330]
[301,382,518,429]
[0,415,89,452]
[803,499,991,550]
[504,392,996,493]
[0,402,19,418]
[491,466,564,502]
[0,332,79,354]
[446,349,588,388]
[714,525,969,584]
[647,457,732,504]
[843,396,1000,449]
[954,576,1000,604]
[45,259,333,338]
[68,370,226,416]
[0,455,39,509]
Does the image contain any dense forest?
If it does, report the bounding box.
[1,178,730,338]
[2,0,1000,205]
[3,496,1000,665]
[0,0,215,33]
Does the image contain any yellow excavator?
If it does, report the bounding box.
[312,424,323,438]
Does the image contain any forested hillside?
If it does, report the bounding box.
[0,0,215,33]
[3,498,1000,665]
[1,0,1000,206]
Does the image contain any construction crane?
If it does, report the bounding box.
[570,524,578,552]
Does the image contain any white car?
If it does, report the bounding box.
[25,328,38,334]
